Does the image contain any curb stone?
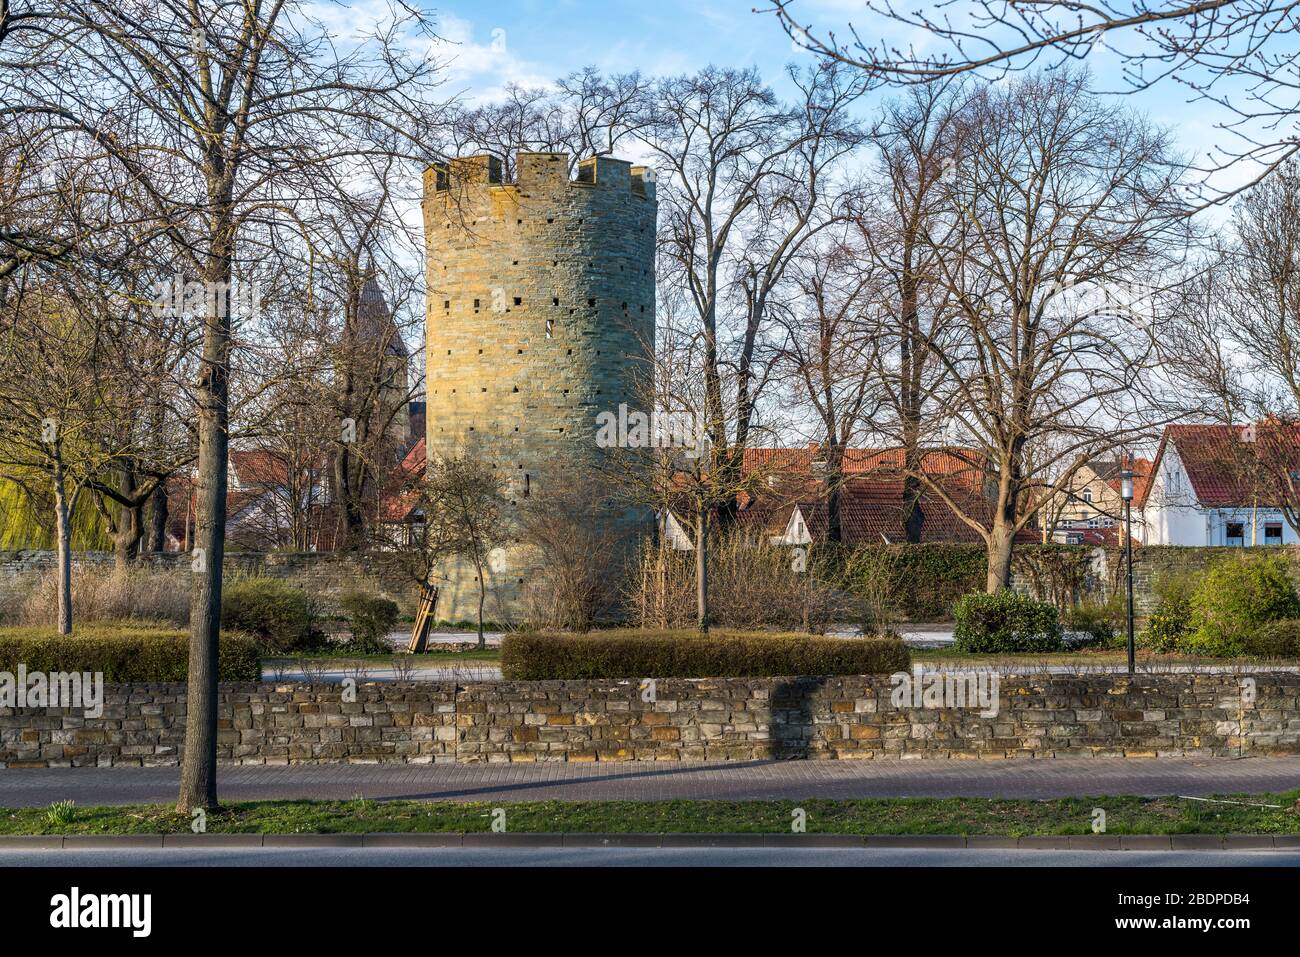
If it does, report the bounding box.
[0,833,1294,850]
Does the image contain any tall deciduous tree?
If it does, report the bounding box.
[5,0,447,812]
[912,71,1193,589]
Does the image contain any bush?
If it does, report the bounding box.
[221,578,320,654]
[1242,620,1300,658]
[11,566,191,626]
[624,534,858,633]
[1063,595,1124,648]
[0,621,260,681]
[338,591,400,654]
[952,591,1064,653]
[500,629,911,679]
[1185,555,1300,656]
[1140,569,1201,653]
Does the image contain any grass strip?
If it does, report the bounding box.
[6,793,1299,837]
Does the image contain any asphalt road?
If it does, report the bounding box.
[1,846,1296,866]
[4,756,1299,806]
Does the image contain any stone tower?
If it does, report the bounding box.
[422,151,657,620]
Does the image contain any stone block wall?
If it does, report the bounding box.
[0,683,457,767]
[4,673,1298,767]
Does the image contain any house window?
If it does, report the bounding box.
[1265,522,1283,545]
[1082,488,1093,504]
[1226,522,1245,546]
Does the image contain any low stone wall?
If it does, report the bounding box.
[3,673,1298,767]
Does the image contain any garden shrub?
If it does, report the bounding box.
[0,621,259,680]
[1063,595,1124,648]
[338,591,400,654]
[1140,569,1201,653]
[952,590,1064,653]
[13,566,191,626]
[500,629,910,679]
[1241,620,1300,658]
[624,534,858,633]
[1185,555,1300,657]
[221,577,320,654]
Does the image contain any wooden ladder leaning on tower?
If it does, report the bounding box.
[406,581,439,654]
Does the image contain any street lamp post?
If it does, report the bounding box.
[1120,468,1135,675]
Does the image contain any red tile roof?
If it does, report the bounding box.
[738,446,1037,545]
[1147,423,1300,508]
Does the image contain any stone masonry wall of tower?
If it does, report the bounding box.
[422,151,657,621]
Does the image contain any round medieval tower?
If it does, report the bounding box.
[422,151,657,620]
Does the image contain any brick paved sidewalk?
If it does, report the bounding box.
[2,756,1298,806]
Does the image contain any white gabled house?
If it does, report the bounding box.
[1140,424,1300,546]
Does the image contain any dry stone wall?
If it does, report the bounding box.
[4,674,1297,767]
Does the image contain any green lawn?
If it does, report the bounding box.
[6,793,1298,836]
[910,647,1300,668]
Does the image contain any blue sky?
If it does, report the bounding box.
[412,0,1258,198]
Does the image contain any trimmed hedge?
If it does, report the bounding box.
[500,629,911,679]
[952,591,1064,653]
[848,544,986,621]
[0,622,260,681]
[221,577,320,654]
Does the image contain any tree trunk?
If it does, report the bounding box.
[333,445,367,551]
[108,467,143,570]
[475,556,486,650]
[146,481,168,552]
[825,441,844,544]
[986,522,1015,592]
[695,500,709,633]
[52,464,72,636]
[179,187,234,814]
[112,503,143,570]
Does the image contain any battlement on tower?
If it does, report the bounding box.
[423,151,656,209]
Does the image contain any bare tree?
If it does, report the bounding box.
[0,279,107,633]
[645,62,867,527]
[1170,160,1300,531]
[768,0,1300,201]
[4,0,448,812]
[417,455,511,649]
[770,233,884,542]
[903,70,1193,589]
[858,81,973,541]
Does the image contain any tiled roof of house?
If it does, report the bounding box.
[379,438,426,522]
[1147,423,1300,508]
[738,445,1038,545]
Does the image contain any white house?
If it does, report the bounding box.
[1140,424,1300,546]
